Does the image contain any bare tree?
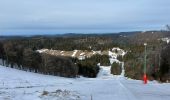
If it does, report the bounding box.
[41,53,49,74]
[166,25,170,31]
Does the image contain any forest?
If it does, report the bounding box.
[0,37,110,77]
[0,31,170,81]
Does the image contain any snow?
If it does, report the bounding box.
[161,38,170,44]
[97,66,113,79]
[1,65,170,100]
[78,55,85,60]
[120,62,125,76]
[92,50,96,54]
[96,51,101,55]
[112,47,127,56]
[72,50,78,57]
[109,51,117,59]
[97,48,125,78]
[108,48,126,76]
[60,51,64,53]
[1,47,170,100]
[36,49,48,53]
[79,53,85,56]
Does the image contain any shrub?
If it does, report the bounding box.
[111,62,121,75]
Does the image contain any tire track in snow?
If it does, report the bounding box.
[116,78,138,100]
[0,82,73,90]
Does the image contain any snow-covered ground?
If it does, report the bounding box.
[36,49,48,53]
[109,48,125,76]
[0,48,170,100]
[1,65,170,100]
[72,50,78,57]
[161,37,170,44]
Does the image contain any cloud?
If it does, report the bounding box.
[0,0,170,35]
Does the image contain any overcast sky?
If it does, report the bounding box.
[0,0,170,35]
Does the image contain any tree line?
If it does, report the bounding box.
[0,40,110,78]
[123,42,170,82]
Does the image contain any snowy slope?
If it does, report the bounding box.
[0,65,170,100]
[108,48,125,76]
[0,48,170,100]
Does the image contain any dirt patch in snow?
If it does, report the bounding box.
[40,89,81,100]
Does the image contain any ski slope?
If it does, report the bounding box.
[0,48,170,100]
[0,65,170,100]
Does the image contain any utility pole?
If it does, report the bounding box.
[91,94,93,100]
[143,43,147,84]
[158,53,160,69]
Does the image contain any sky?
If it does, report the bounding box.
[0,0,170,35]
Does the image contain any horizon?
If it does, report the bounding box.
[0,28,164,36]
[0,29,162,36]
